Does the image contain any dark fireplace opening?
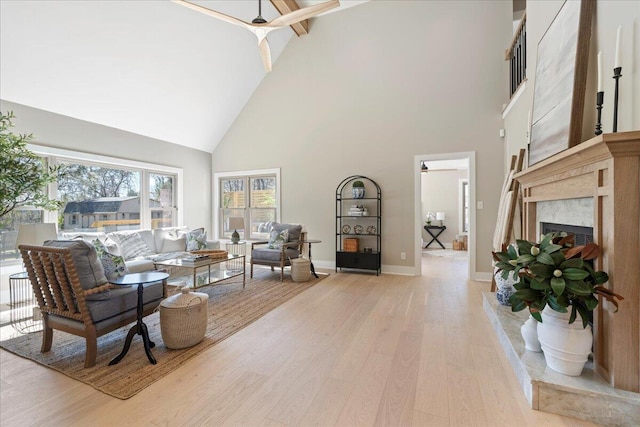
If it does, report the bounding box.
[541,222,594,245]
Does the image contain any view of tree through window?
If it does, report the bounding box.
[58,162,141,232]
[1,148,181,266]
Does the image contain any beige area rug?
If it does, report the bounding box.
[422,249,468,260]
[0,268,327,400]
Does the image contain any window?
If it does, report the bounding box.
[460,179,470,233]
[214,169,280,240]
[0,146,182,267]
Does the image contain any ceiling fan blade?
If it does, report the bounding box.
[258,38,272,72]
[173,0,252,30]
[269,0,339,28]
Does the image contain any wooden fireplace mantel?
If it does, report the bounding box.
[515,130,640,393]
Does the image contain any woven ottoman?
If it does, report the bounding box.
[159,287,209,349]
[291,258,311,282]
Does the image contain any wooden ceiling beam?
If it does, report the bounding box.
[269,0,309,36]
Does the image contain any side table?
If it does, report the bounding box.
[300,239,321,278]
[108,271,168,366]
[9,271,42,333]
[225,241,246,272]
[424,225,446,249]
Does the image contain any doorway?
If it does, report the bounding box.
[414,152,476,279]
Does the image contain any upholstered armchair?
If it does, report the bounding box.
[250,223,306,281]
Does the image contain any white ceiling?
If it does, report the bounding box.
[0,0,368,153]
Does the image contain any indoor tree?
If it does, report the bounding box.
[0,111,61,218]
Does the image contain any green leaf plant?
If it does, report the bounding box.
[0,111,62,217]
[492,232,623,328]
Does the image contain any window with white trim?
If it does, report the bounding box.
[214,169,280,241]
[0,146,182,266]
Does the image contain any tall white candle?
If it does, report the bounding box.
[614,26,622,68]
[597,51,603,92]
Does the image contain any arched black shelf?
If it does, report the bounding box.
[335,175,381,275]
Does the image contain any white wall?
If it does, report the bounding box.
[0,100,212,231]
[421,169,468,248]
[212,0,512,276]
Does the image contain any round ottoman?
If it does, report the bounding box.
[160,287,209,349]
[291,258,311,282]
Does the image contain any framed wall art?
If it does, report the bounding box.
[529,0,594,165]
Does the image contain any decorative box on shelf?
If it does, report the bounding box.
[343,238,359,252]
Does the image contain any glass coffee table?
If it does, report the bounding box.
[153,254,246,289]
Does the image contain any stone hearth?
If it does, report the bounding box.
[483,293,640,426]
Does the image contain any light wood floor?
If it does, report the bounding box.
[0,255,600,426]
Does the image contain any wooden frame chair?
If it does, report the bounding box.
[250,231,306,281]
[19,244,163,368]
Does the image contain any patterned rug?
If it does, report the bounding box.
[0,267,327,399]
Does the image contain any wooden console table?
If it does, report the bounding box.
[514,130,640,393]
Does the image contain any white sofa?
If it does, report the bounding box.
[59,227,220,273]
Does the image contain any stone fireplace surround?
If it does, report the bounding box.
[484,131,640,424]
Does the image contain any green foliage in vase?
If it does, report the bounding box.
[352,180,364,188]
[492,232,623,327]
[0,111,62,217]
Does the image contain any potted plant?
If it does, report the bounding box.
[352,180,365,198]
[492,232,623,375]
[425,211,434,225]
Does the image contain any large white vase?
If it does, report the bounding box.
[537,306,593,376]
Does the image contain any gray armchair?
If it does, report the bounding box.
[250,223,306,281]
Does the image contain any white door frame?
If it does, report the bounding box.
[414,151,477,279]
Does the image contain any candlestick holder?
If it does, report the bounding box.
[612,66,622,132]
[595,91,604,136]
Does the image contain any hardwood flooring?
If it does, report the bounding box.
[0,255,600,426]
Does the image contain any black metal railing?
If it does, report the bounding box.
[506,13,526,97]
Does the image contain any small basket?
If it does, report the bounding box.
[190,249,228,259]
[290,258,311,282]
[160,287,209,349]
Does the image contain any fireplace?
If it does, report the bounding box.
[514,131,640,393]
[541,223,593,245]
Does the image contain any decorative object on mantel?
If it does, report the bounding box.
[352,180,365,199]
[612,26,623,133]
[594,51,604,136]
[529,0,594,165]
[493,232,623,376]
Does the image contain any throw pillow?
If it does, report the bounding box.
[185,228,207,251]
[43,240,111,301]
[161,234,187,253]
[92,239,128,281]
[116,232,154,260]
[268,229,288,249]
[272,222,303,242]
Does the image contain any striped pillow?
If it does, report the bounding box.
[117,232,154,260]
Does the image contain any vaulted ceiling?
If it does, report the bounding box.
[0,0,368,153]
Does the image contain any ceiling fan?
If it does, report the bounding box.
[173,0,340,72]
